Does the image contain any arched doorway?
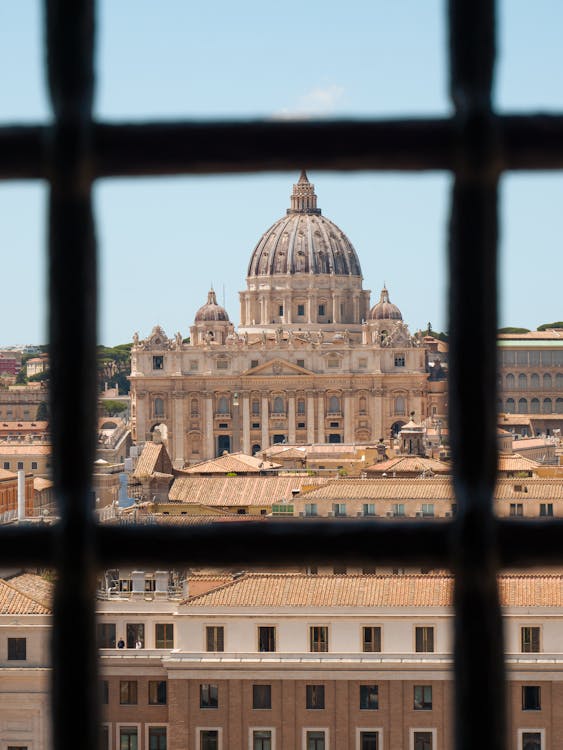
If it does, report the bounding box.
[390,421,405,437]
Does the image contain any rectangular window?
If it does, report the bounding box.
[521,627,541,652]
[152,356,163,370]
[200,683,219,708]
[99,726,109,750]
[7,637,26,660]
[297,304,305,316]
[120,727,138,750]
[510,503,524,517]
[363,503,376,516]
[200,731,218,750]
[421,503,435,518]
[216,359,229,369]
[360,731,378,750]
[332,503,346,517]
[305,503,318,517]
[148,680,167,705]
[252,422,260,429]
[360,684,379,710]
[359,358,368,369]
[306,731,325,750]
[363,626,382,652]
[394,354,405,367]
[522,685,541,710]
[253,730,272,750]
[252,684,272,709]
[3,462,9,470]
[415,626,434,652]
[393,503,405,517]
[189,360,199,370]
[318,304,325,317]
[258,626,276,652]
[414,685,433,710]
[306,684,325,709]
[414,732,433,750]
[17,461,24,470]
[206,625,224,652]
[522,733,541,750]
[310,626,328,652]
[31,461,38,470]
[126,623,145,649]
[278,305,284,316]
[539,503,553,517]
[119,681,138,705]
[155,623,174,649]
[97,622,116,649]
[251,359,259,368]
[148,727,167,750]
[327,358,340,368]
[297,359,305,368]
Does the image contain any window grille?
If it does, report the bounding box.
[1,2,563,749]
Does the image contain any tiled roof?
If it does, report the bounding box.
[33,477,53,491]
[366,456,451,474]
[0,574,53,614]
[498,330,563,340]
[169,476,329,506]
[0,445,51,455]
[184,572,563,609]
[0,468,17,481]
[497,453,540,471]
[132,442,174,478]
[182,452,281,475]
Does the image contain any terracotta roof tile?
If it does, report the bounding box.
[0,575,52,614]
[183,452,281,475]
[169,476,329,506]
[366,456,451,474]
[133,442,173,478]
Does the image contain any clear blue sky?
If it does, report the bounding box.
[1,1,562,346]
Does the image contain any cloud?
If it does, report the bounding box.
[272,84,345,120]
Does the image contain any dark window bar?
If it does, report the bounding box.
[0,1,561,749]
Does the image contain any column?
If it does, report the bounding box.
[307,392,316,443]
[344,390,354,443]
[288,392,296,444]
[261,394,269,449]
[134,390,147,442]
[285,296,292,324]
[242,392,251,455]
[353,294,360,323]
[332,294,338,323]
[372,386,383,441]
[317,394,325,443]
[204,394,214,459]
[173,392,185,466]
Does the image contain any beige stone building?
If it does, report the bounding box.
[130,173,448,468]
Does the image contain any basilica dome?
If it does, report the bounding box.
[247,171,362,278]
[368,286,403,321]
[194,289,230,322]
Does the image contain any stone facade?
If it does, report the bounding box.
[130,174,447,467]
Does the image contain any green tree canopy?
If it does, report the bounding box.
[101,400,128,416]
[498,327,530,334]
[537,321,563,331]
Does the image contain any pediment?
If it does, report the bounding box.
[243,358,314,376]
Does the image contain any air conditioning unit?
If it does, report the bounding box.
[327,511,335,517]
[386,511,394,518]
[415,511,424,518]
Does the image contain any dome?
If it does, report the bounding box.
[247,171,362,278]
[368,286,403,321]
[194,289,230,322]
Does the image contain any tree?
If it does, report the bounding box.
[498,327,530,334]
[537,321,563,331]
[101,400,128,416]
[15,369,28,385]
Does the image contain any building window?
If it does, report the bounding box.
[394,354,405,367]
[200,683,219,708]
[126,623,144,649]
[154,397,164,417]
[17,461,24,470]
[414,685,433,710]
[393,503,405,517]
[3,461,9,470]
[297,397,306,413]
[258,626,276,652]
[539,503,553,517]
[31,461,38,470]
[199,731,219,750]
[100,680,108,704]
[155,623,174,649]
[250,359,259,369]
[297,304,305,316]
[521,733,541,750]
[306,731,325,750]
[306,684,325,709]
[359,731,379,750]
[148,680,167,705]
[413,732,433,750]
[189,360,199,371]
[278,305,284,316]
[252,730,272,750]
[206,625,224,652]
[252,684,272,709]
[216,359,229,370]
[318,304,325,317]
[522,685,541,710]
[363,503,376,516]
[328,395,341,413]
[252,399,260,415]
[360,684,379,710]
[363,626,382,652]
[252,422,260,429]
[415,626,434,652]
[327,357,340,369]
[96,623,116,648]
[217,396,229,414]
[119,681,138,705]
[510,503,524,517]
[305,503,318,517]
[7,638,26,661]
[359,358,368,369]
[119,727,138,750]
[152,356,163,370]
[148,727,167,750]
[521,626,540,653]
[421,504,434,518]
[273,396,285,414]
[310,626,328,652]
[332,503,346,517]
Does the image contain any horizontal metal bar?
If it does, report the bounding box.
[3,115,563,180]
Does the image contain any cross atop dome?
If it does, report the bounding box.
[287,170,321,215]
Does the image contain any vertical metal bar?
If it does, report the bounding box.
[45,2,99,749]
[448,1,505,750]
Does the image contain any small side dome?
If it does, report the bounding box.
[194,289,230,322]
[368,286,403,321]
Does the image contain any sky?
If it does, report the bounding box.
[1,1,563,346]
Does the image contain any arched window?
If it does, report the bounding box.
[496,398,503,412]
[543,397,552,414]
[518,373,527,390]
[395,396,406,415]
[251,399,260,415]
[530,398,540,414]
[518,398,527,414]
[273,396,285,414]
[297,398,306,415]
[556,373,563,390]
[556,398,563,414]
[154,397,164,417]
[328,395,341,414]
[506,398,515,413]
[217,396,229,414]
[252,444,261,455]
[359,396,367,415]
[190,398,199,417]
[543,373,552,389]
[505,373,515,390]
[530,373,540,390]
